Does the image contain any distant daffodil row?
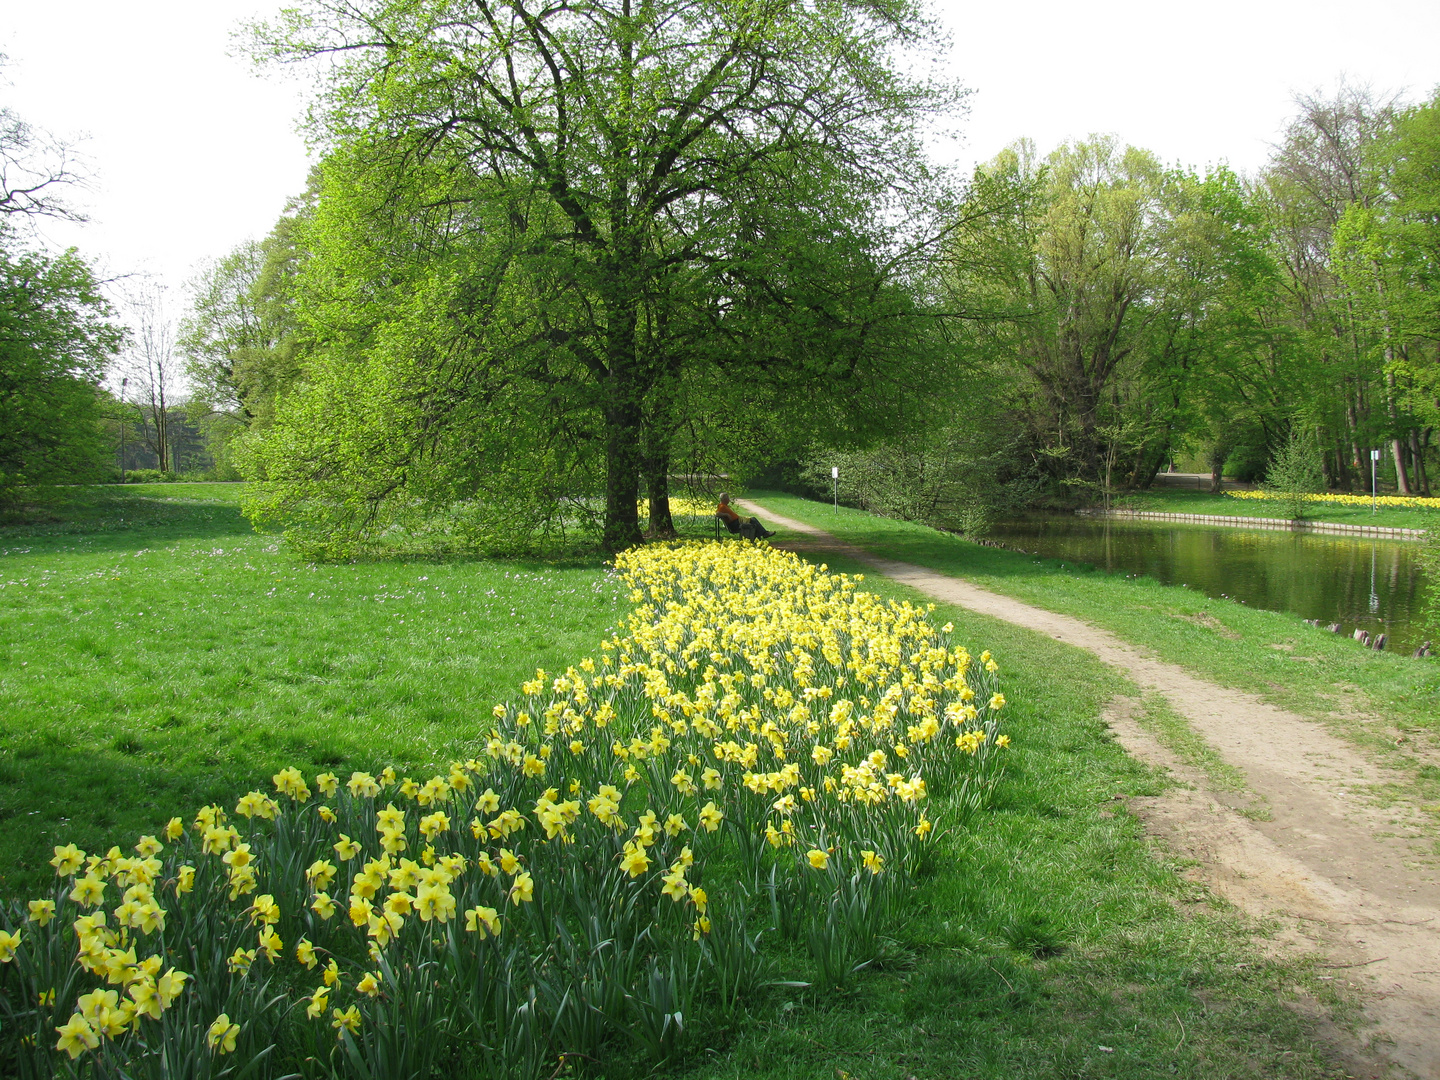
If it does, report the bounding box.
[0,541,1009,1077]
[1226,489,1440,511]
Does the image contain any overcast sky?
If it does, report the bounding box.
[5,0,1440,293]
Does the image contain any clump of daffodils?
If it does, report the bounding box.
[0,542,1008,1076]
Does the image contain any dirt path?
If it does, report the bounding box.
[741,501,1440,1079]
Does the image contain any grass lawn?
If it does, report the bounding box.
[0,485,628,898]
[1113,487,1437,531]
[0,486,1365,1077]
[747,492,1440,813]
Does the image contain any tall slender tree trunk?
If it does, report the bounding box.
[644,442,676,539]
[1317,425,1334,489]
[1384,365,1412,494]
[1411,428,1430,496]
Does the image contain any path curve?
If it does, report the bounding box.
[741,500,1440,1079]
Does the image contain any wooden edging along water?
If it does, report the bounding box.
[1075,508,1430,541]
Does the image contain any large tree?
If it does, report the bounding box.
[941,137,1254,491]
[0,234,124,503]
[248,0,955,550]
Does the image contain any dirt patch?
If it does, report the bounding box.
[1176,611,1242,639]
[744,501,1440,1080]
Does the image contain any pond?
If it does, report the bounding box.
[985,515,1434,655]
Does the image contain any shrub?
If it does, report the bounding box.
[1261,429,1325,519]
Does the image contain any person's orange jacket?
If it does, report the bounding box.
[716,501,740,523]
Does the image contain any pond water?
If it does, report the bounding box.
[985,515,1434,655]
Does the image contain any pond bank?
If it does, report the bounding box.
[1079,506,1429,540]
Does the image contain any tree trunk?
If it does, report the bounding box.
[1208,436,1231,494]
[602,365,644,551]
[1412,428,1430,496]
[644,452,676,539]
[1382,349,1412,496]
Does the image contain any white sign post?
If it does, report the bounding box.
[831,466,839,513]
[1371,449,1380,514]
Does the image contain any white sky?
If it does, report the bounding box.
[4,0,1440,294]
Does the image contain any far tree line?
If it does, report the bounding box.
[2,4,1437,550]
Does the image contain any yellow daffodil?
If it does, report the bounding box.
[305,986,330,1019]
[51,843,85,877]
[334,835,361,861]
[207,1013,239,1054]
[465,905,502,938]
[332,1005,361,1039]
[69,876,105,908]
[28,899,55,926]
[296,938,318,969]
[508,871,535,905]
[55,1013,100,1058]
[226,948,256,974]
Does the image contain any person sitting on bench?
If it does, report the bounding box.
[716,493,775,539]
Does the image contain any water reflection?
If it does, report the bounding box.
[986,515,1432,654]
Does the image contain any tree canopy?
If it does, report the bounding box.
[0,232,124,503]
[240,0,959,553]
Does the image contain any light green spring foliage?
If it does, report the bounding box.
[238,0,958,553]
[0,231,125,506]
[940,137,1275,495]
[239,149,606,558]
[1261,426,1327,520]
[1333,90,1440,440]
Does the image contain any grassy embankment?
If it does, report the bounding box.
[0,484,1364,1077]
[1114,487,1438,531]
[748,492,1440,822]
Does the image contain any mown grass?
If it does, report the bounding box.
[1114,487,1437,531]
[1,486,1366,1077]
[747,492,1440,819]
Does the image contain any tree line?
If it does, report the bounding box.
[4,7,1438,549]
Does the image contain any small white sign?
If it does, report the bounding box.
[1371,449,1381,460]
[831,466,839,479]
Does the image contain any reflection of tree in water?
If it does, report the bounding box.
[989,516,1428,653]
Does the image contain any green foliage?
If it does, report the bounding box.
[1262,426,1326,519]
[180,182,314,435]
[243,0,955,552]
[0,231,124,506]
[801,387,1038,537]
[941,139,1273,498]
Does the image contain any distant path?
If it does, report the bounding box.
[741,499,1440,1079]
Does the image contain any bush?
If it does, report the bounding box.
[119,469,174,484]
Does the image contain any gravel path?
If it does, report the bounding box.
[742,499,1440,1079]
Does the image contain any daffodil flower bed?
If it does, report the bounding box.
[1226,489,1440,512]
[0,542,1008,1078]
[636,495,721,524]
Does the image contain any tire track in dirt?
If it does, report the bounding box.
[741,500,1440,1079]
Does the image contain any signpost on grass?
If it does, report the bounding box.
[832,466,839,512]
[1371,449,1380,514]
